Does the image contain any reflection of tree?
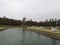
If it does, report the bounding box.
[37,33,40,45]
[51,39,56,45]
[29,31,32,44]
[21,30,26,45]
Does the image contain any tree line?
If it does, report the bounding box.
[0,16,60,27]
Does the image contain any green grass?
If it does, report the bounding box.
[0,25,21,31]
[0,27,8,31]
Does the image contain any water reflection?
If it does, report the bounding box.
[28,31,32,45]
[21,29,59,45]
[21,29,26,45]
[37,33,40,45]
[0,28,60,45]
[51,39,56,45]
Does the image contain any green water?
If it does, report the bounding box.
[0,28,60,45]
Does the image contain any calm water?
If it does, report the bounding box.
[0,28,60,45]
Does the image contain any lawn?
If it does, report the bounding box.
[0,25,21,31]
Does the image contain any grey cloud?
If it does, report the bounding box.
[0,0,60,21]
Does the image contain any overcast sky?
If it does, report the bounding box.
[0,0,60,21]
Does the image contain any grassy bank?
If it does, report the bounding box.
[0,27,8,31]
[0,25,21,31]
[26,27,60,40]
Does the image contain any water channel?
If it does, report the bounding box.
[0,28,60,45]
